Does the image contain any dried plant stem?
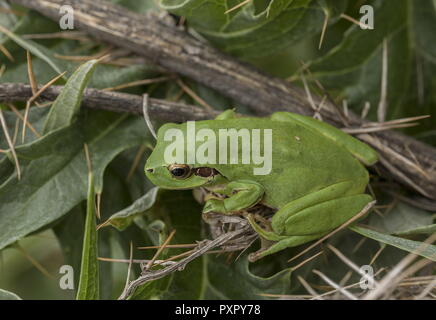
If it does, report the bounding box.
[363,234,436,300]
[0,108,21,180]
[0,83,215,122]
[118,225,250,300]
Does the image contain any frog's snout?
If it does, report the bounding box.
[145,168,154,173]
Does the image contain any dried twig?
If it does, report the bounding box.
[363,234,436,300]
[0,83,216,122]
[298,275,321,300]
[21,72,66,142]
[225,0,252,14]
[377,39,388,123]
[102,76,173,92]
[312,269,358,300]
[145,230,177,271]
[118,224,251,300]
[0,108,21,180]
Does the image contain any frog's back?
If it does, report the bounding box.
[197,117,369,209]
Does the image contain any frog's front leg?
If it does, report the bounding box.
[202,180,264,214]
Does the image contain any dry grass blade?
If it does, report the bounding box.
[16,244,54,279]
[318,10,329,50]
[371,151,431,199]
[0,64,5,77]
[225,0,252,14]
[361,101,371,119]
[369,245,385,265]
[352,237,367,253]
[120,241,134,300]
[23,31,89,41]
[372,114,430,126]
[377,39,388,123]
[297,275,321,300]
[299,65,350,126]
[21,71,66,142]
[384,259,434,299]
[102,76,173,92]
[176,78,215,112]
[300,71,318,114]
[343,115,432,133]
[0,108,21,180]
[54,47,112,62]
[12,117,19,145]
[363,233,436,300]
[310,268,386,300]
[288,201,376,263]
[342,123,419,134]
[96,219,110,230]
[290,251,323,272]
[156,249,196,264]
[0,43,14,62]
[26,51,38,95]
[257,293,313,299]
[327,244,380,288]
[8,104,41,138]
[137,243,198,250]
[0,7,24,15]
[415,278,436,299]
[340,13,371,29]
[126,144,147,181]
[98,257,178,267]
[145,230,177,271]
[313,269,358,300]
[142,94,157,140]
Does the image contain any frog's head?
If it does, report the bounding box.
[144,122,225,190]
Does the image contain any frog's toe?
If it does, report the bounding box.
[249,233,325,262]
[246,214,284,241]
[203,199,226,214]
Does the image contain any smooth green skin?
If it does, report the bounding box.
[145,110,378,259]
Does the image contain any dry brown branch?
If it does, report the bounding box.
[8,0,436,200]
[118,223,253,300]
[0,83,216,122]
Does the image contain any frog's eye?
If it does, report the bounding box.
[168,164,192,179]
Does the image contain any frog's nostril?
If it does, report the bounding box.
[146,168,154,173]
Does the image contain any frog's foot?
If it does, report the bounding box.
[203,199,227,214]
[246,213,324,261]
[248,234,324,262]
[202,180,264,215]
[246,214,284,241]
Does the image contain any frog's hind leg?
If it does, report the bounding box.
[246,180,365,240]
[249,193,372,261]
[246,180,373,260]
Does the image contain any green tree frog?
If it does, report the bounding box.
[145,110,378,260]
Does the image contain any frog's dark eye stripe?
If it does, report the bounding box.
[168,164,192,179]
[195,167,218,178]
